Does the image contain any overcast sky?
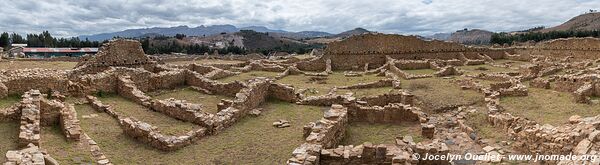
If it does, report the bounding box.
[1,0,599,38]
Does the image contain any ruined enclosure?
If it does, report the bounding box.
[1,35,600,165]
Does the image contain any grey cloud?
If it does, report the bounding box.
[0,0,599,37]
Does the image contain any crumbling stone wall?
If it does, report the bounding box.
[268,83,300,102]
[119,117,207,151]
[1,69,69,96]
[75,39,158,74]
[18,90,42,147]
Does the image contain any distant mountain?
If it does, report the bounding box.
[448,29,493,45]
[539,12,600,32]
[332,28,371,38]
[429,33,452,40]
[79,25,334,41]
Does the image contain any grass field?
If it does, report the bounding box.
[217,71,281,83]
[276,72,386,96]
[0,121,19,163]
[400,78,484,112]
[78,100,325,164]
[97,94,200,136]
[0,61,77,70]
[40,125,95,164]
[458,64,515,75]
[341,122,423,145]
[402,69,437,75]
[0,95,21,109]
[149,87,233,114]
[501,88,600,125]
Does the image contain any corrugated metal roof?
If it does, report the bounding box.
[23,48,98,53]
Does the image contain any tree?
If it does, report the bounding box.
[0,32,9,49]
[175,33,186,40]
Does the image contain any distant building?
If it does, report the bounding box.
[11,44,28,47]
[21,48,98,58]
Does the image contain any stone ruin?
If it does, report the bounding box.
[1,35,600,164]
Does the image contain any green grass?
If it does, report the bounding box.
[465,109,510,143]
[402,69,437,75]
[0,121,19,163]
[336,87,396,98]
[97,94,200,136]
[78,100,325,164]
[458,64,515,75]
[501,88,600,125]
[217,71,281,83]
[0,95,21,109]
[276,72,386,96]
[40,125,95,164]
[400,78,484,112]
[341,122,423,145]
[149,87,233,114]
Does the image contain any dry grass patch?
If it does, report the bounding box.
[0,61,77,70]
[341,122,423,146]
[40,125,95,164]
[458,64,515,75]
[465,110,510,143]
[97,94,200,136]
[149,87,233,114]
[217,71,281,83]
[402,69,437,75]
[401,78,484,112]
[79,100,324,164]
[0,121,19,163]
[501,88,600,125]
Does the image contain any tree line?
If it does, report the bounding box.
[490,30,600,45]
[0,31,104,50]
[139,36,246,55]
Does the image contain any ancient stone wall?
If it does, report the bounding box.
[185,72,245,97]
[59,104,81,141]
[151,98,215,130]
[75,39,158,74]
[347,103,425,124]
[268,83,300,102]
[302,104,348,148]
[1,69,69,96]
[119,117,207,151]
[18,90,41,147]
[117,76,152,106]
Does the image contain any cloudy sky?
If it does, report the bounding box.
[1,0,599,37]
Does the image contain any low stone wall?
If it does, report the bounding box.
[118,117,207,151]
[288,104,348,164]
[186,72,245,97]
[117,76,152,106]
[347,103,426,124]
[358,92,414,107]
[4,143,58,165]
[18,90,42,147]
[59,104,82,141]
[268,83,300,102]
[434,66,461,77]
[1,69,69,96]
[151,98,215,131]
